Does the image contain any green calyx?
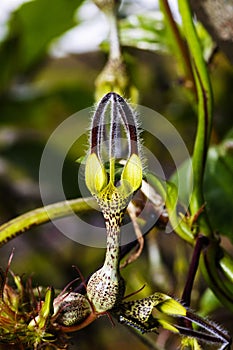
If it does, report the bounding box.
[156,297,187,317]
[121,153,142,194]
[85,152,142,209]
[85,153,108,194]
[85,92,143,212]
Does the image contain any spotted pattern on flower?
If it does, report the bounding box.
[85,93,142,313]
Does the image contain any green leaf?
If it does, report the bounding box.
[0,0,84,90]
[16,0,84,69]
[204,138,233,240]
[195,22,215,62]
[147,172,194,244]
[170,133,233,241]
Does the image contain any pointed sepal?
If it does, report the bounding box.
[85,153,108,195]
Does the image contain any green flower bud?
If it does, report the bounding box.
[121,153,142,195]
[156,297,187,316]
[85,153,108,195]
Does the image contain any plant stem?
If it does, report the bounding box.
[109,11,121,60]
[177,1,233,310]
[159,0,195,90]
[182,235,209,306]
[178,0,213,236]
[0,198,97,247]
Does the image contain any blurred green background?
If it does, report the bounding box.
[0,0,233,349]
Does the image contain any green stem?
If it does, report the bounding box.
[177,3,233,310]
[159,0,195,90]
[108,11,121,60]
[0,197,97,247]
[178,0,213,236]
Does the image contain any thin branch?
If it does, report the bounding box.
[0,197,97,247]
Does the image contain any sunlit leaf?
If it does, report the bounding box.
[15,0,84,68]
[195,22,215,62]
[0,0,84,89]
[119,11,214,61]
[119,12,169,52]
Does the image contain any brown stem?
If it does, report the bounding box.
[182,235,209,306]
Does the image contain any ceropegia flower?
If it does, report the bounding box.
[85,92,143,214]
[85,92,143,313]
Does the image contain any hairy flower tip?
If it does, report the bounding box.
[85,92,143,210]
